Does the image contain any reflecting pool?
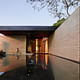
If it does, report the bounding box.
[0,53,54,80]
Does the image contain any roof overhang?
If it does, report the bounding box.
[0,26,58,38]
[0,26,57,31]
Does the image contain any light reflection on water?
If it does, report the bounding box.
[36,54,38,64]
[45,54,48,65]
[35,53,48,66]
[0,53,49,72]
[0,72,4,76]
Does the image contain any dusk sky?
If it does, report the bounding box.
[0,0,79,26]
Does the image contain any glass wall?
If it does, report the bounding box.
[27,37,48,53]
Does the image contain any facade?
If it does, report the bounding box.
[0,26,58,72]
[0,7,80,80]
[49,7,80,80]
[0,26,57,54]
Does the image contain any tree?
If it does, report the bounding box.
[62,0,80,16]
[53,18,65,26]
[26,0,80,20]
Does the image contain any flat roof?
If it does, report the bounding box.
[0,26,58,37]
[0,26,57,31]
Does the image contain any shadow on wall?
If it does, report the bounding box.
[3,42,9,53]
[2,42,9,66]
[7,35,25,41]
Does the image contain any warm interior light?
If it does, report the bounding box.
[45,54,48,65]
[45,38,48,53]
[36,39,38,53]
[36,53,38,64]
[43,37,48,41]
[0,33,4,36]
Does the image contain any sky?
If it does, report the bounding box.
[0,0,58,26]
[0,0,79,26]
[0,72,4,75]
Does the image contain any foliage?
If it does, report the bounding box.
[53,18,65,27]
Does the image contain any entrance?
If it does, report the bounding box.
[26,37,48,53]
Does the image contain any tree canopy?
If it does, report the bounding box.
[53,18,65,26]
[26,0,80,20]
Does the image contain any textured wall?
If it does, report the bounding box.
[49,7,80,62]
[0,35,26,54]
[0,35,26,72]
[49,7,80,80]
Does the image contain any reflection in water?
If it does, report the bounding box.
[41,53,44,64]
[0,72,4,76]
[35,53,38,64]
[16,48,21,60]
[35,53,48,68]
[0,55,26,72]
[45,54,48,65]
[2,56,9,66]
[0,53,49,72]
[0,53,53,80]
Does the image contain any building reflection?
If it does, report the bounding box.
[35,53,49,69]
[26,37,49,69]
[45,54,48,65]
[35,53,38,64]
[0,36,49,72]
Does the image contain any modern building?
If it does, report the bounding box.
[0,7,80,80]
[0,26,57,54]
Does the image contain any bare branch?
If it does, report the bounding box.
[26,0,80,19]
